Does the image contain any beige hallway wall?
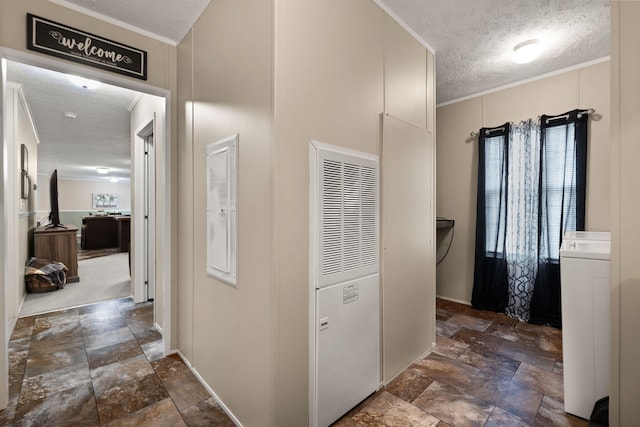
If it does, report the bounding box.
[177,0,275,425]
[5,85,38,342]
[273,2,384,423]
[436,61,611,304]
[274,2,435,424]
[37,178,132,212]
[177,0,436,425]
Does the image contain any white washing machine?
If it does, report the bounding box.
[560,231,610,419]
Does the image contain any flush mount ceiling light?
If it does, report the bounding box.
[96,167,109,174]
[68,75,102,89]
[64,111,77,119]
[110,177,120,183]
[512,39,542,64]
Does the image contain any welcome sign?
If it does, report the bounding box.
[27,14,147,80]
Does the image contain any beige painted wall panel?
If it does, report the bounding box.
[0,0,174,90]
[15,91,38,215]
[483,71,579,125]
[382,115,433,381]
[435,97,483,303]
[37,178,131,212]
[611,2,640,423]
[436,63,610,304]
[273,1,384,424]
[6,87,38,337]
[176,30,194,361]
[385,16,427,129]
[580,62,611,231]
[187,1,274,425]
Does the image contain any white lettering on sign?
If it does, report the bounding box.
[49,31,133,64]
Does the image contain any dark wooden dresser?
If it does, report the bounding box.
[34,225,79,282]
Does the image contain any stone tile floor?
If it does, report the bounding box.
[0,298,235,427]
[334,299,589,427]
[1,297,592,426]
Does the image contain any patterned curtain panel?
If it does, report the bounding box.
[472,110,588,326]
[504,120,540,322]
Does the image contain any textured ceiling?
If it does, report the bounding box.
[380,0,610,104]
[7,0,611,181]
[53,0,610,104]
[53,0,211,43]
[7,61,140,181]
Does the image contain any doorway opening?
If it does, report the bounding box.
[1,50,173,413]
[1,53,171,334]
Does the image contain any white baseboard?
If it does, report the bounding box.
[175,350,243,427]
[435,294,472,306]
[154,322,163,334]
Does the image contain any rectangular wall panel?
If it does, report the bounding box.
[382,114,434,382]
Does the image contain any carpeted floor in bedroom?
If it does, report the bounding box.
[20,252,130,317]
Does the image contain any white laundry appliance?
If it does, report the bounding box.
[560,231,610,419]
[309,141,380,427]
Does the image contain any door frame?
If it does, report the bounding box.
[0,47,174,408]
[134,119,156,303]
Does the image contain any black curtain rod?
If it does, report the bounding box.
[469,108,596,138]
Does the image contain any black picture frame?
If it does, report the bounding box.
[21,171,30,199]
[21,144,28,172]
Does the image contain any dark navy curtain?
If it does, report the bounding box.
[472,123,510,313]
[529,109,588,327]
[472,109,588,327]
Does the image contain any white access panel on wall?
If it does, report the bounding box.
[206,134,238,287]
[309,140,380,427]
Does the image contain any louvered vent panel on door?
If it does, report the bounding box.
[321,159,343,276]
[317,146,379,288]
[360,165,377,268]
[342,162,361,272]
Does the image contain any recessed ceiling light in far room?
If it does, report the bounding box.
[64,112,77,119]
[68,75,102,89]
[110,177,120,183]
[512,39,542,64]
[96,167,109,174]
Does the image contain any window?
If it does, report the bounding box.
[484,134,507,255]
[540,123,578,261]
[473,109,588,324]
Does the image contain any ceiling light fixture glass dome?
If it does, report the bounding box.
[512,39,542,64]
[96,167,109,174]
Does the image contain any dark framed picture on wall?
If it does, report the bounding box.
[21,171,30,199]
[21,144,28,172]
